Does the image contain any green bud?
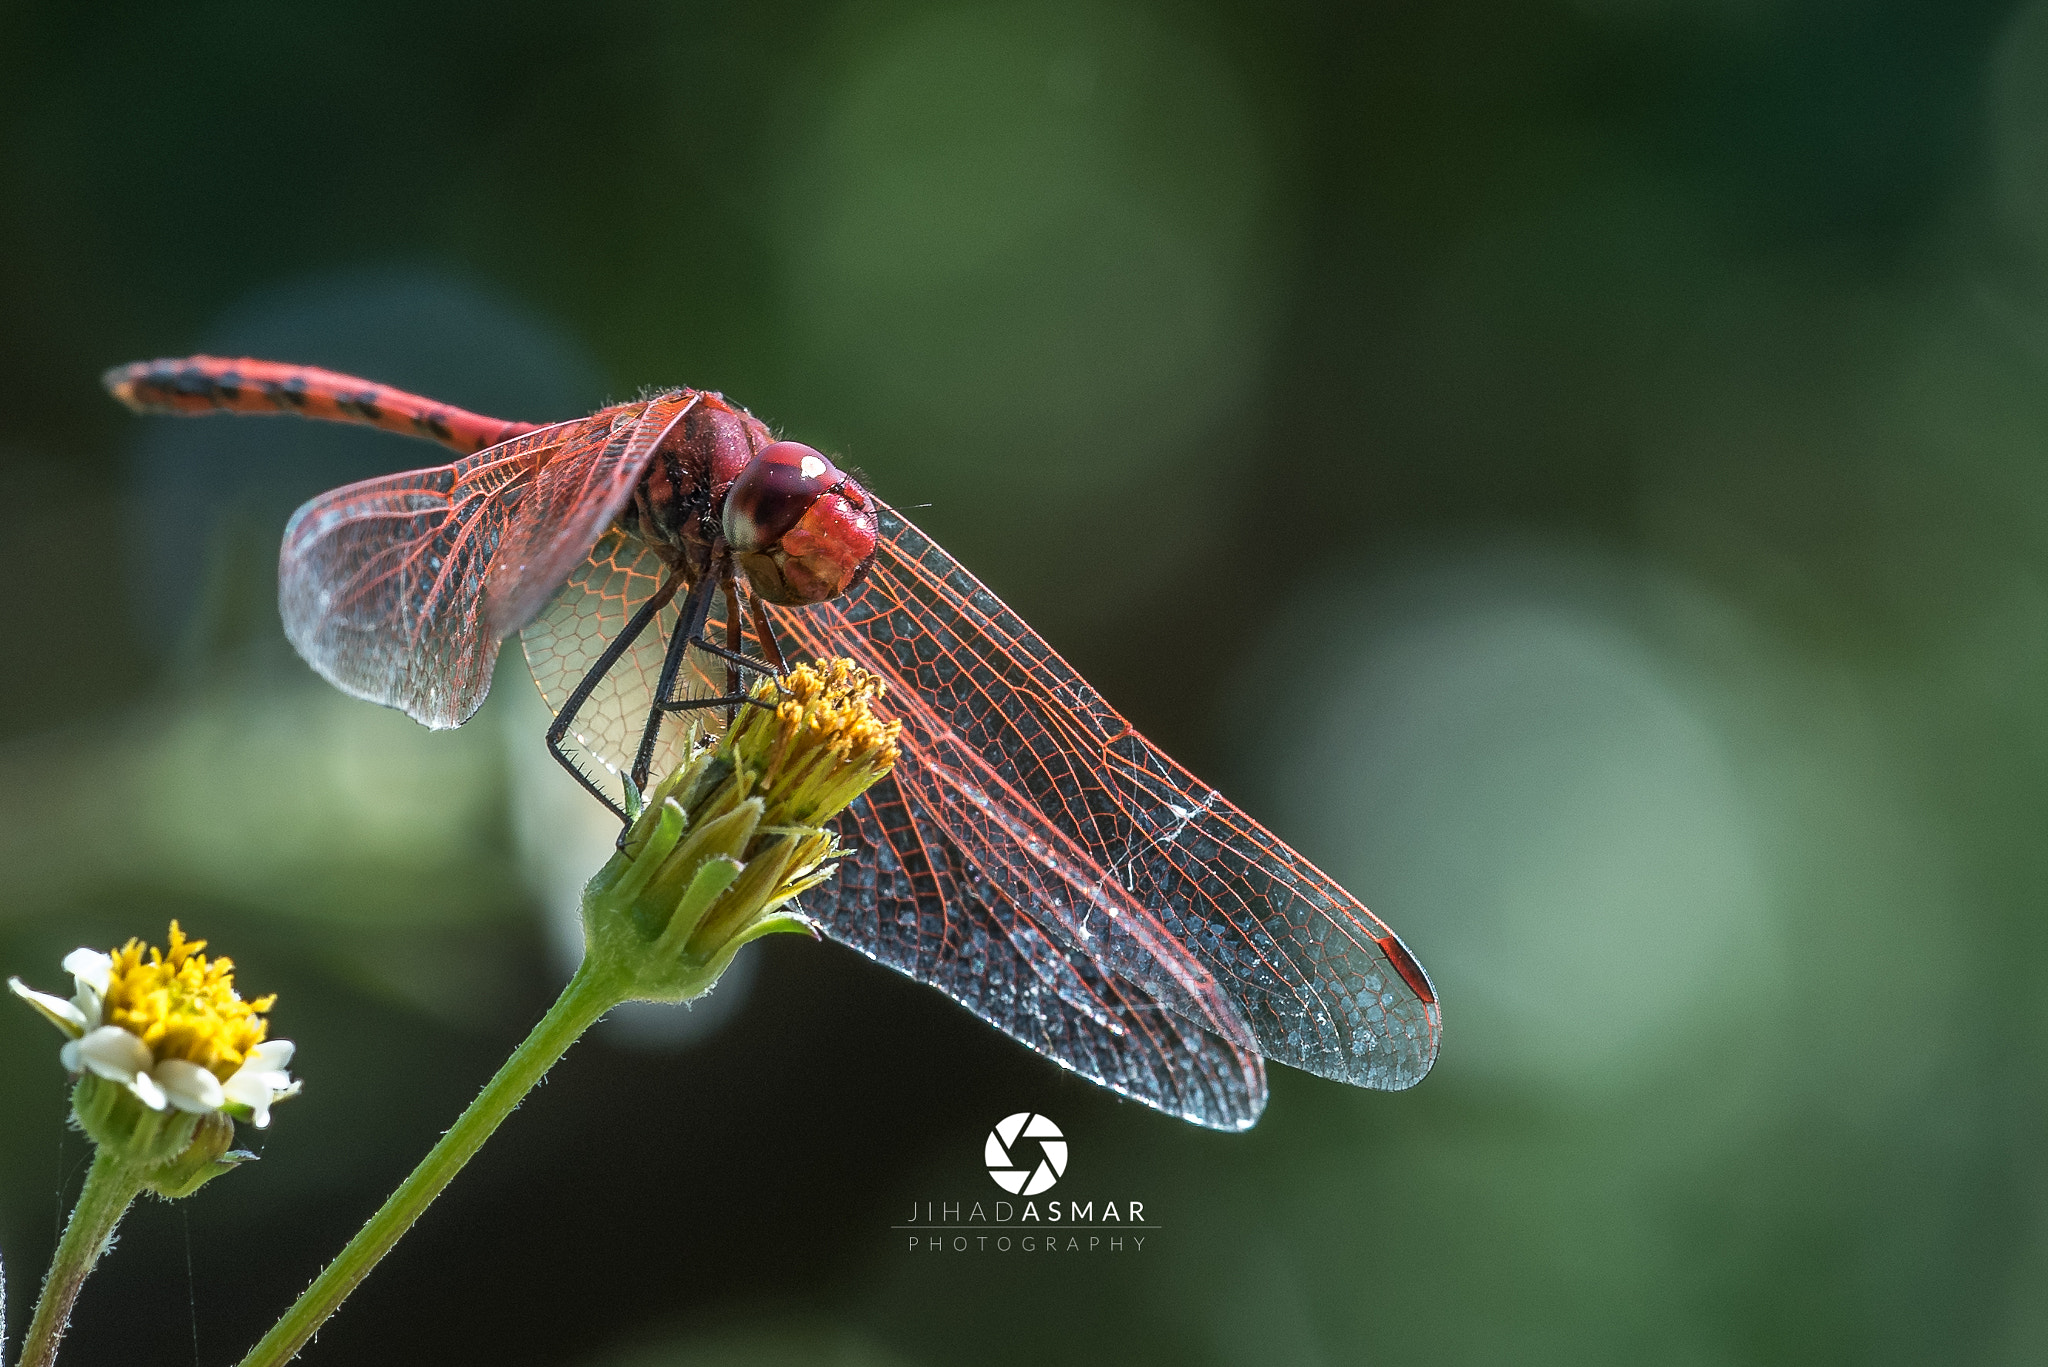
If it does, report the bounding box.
[144,1113,255,1199]
[580,659,902,1004]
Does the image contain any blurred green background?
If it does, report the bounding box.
[5,1,2048,1363]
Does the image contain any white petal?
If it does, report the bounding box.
[59,1038,83,1071]
[222,1067,273,1106]
[9,978,88,1037]
[127,1070,169,1111]
[223,1073,274,1128]
[153,1059,226,1113]
[62,949,111,999]
[224,1052,300,1129]
[72,984,103,1032]
[73,1025,152,1084]
[244,1039,295,1072]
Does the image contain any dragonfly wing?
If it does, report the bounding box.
[781,603,1269,1128]
[521,531,753,793]
[826,764,1268,1129]
[788,502,1441,1093]
[521,526,704,795]
[486,392,699,633]
[279,411,615,728]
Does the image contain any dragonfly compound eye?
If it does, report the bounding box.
[723,442,836,553]
[724,441,879,605]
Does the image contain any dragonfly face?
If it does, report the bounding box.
[722,440,879,605]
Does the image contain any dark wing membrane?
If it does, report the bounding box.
[280,413,614,728]
[786,502,1440,1093]
[829,770,1267,1129]
[486,392,698,632]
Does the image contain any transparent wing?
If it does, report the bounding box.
[485,392,697,631]
[279,412,614,728]
[782,502,1440,1099]
[522,528,686,795]
[826,766,1269,1129]
[520,530,749,795]
[279,394,691,731]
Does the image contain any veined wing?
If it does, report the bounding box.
[785,502,1441,1096]
[779,578,1275,1128]
[486,393,697,631]
[280,396,686,729]
[824,764,1268,1129]
[521,526,720,796]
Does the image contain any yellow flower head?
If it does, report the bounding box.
[100,923,275,1081]
[11,922,299,1132]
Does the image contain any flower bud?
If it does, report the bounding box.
[581,659,901,1002]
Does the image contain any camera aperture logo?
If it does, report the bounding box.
[897,1112,1153,1256]
[985,1112,1066,1195]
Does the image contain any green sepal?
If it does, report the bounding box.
[143,1113,248,1199]
[685,833,797,955]
[73,1074,201,1168]
[654,856,743,956]
[691,910,819,986]
[609,798,687,912]
[655,800,762,898]
[730,912,820,947]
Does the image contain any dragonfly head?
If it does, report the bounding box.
[722,441,878,605]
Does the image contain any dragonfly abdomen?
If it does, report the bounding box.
[102,355,539,456]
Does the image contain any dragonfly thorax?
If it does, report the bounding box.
[619,396,877,605]
[617,390,771,579]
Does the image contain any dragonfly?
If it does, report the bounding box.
[105,355,1440,1130]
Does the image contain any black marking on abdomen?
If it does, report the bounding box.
[335,388,384,420]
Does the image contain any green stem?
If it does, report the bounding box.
[18,1146,149,1367]
[236,961,623,1367]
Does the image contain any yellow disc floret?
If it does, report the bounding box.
[98,923,275,1081]
[736,658,902,827]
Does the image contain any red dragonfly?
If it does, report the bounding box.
[106,355,1439,1129]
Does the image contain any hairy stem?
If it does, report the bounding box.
[18,1146,148,1367]
[236,961,622,1367]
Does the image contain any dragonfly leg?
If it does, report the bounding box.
[684,634,780,680]
[658,693,770,715]
[548,567,686,823]
[747,591,790,677]
[631,570,720,793]
[688,582,782,680]
[685,577,783,686]
[723,571,743,731]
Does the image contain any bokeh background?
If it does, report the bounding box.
[4,1,2048,1363]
